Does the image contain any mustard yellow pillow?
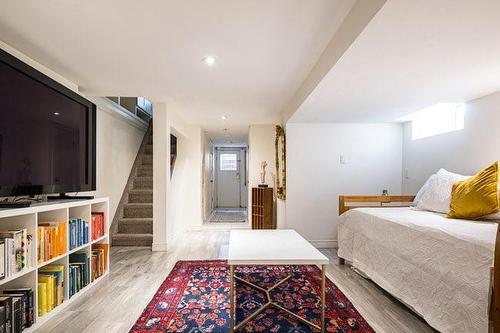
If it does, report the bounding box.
[447,162,499,220]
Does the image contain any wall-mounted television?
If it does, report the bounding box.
[0,48,96,197]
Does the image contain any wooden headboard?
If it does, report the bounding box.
[338,195,416,215]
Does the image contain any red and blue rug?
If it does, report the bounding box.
[130,260,374,332]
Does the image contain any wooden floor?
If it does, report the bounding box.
[35,231,437,333]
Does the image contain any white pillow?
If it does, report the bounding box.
[415,169,469,214]
[413,174,435,206]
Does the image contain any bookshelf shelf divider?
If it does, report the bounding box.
[0,197,109,332]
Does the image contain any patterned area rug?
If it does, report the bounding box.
[209,209,247,223]
[130,261,374,333]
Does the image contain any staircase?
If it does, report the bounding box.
[112,127,153,247]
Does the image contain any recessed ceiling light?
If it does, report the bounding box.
[53,112,60,116]
[221,115,227,120]
[203,55,216,66]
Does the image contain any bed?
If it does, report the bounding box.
[337,195,499,333]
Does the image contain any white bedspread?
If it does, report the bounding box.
[338,207,497,333]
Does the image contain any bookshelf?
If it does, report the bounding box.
[0,198,109,332]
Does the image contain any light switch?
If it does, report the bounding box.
[340,154,347,165]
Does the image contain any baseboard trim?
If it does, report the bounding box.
[152,242,168,252]
[309,240,337,249]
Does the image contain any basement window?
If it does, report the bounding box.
[405,103,465,140]
[220,154,237,171]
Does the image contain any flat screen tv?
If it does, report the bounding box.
[0,48,96,197]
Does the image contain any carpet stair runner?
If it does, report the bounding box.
[112,130,154,247]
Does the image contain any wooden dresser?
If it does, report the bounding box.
[251,187,274,229]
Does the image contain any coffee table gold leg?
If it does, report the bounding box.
[230,265,235,333]
[321,264,326,333]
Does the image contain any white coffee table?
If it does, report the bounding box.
[228,229,329,332]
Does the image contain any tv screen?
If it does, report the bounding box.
[0,49,96,197]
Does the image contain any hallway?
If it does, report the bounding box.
[207,208,247,223]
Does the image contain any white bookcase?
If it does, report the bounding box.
[0,197,110,332]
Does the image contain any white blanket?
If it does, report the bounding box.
[338,207,497,333]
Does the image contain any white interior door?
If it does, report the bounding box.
[216,149,241,208]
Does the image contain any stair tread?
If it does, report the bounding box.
[119,218,153,222]
[113,233,153,238]
[129,189,153,193]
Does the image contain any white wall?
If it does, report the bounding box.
[0,40,145,222]
[0,40,78,92]
[95,109,145,222]
[167,125,203,246]
[153,101,203,251]
[248,125,277,188]
[248,125,278,226]
[152,103,169,251]
[402,91,500,194]
[202,133,215,220]
[286,123,403,247]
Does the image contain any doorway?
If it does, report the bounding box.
[209,147,247,223]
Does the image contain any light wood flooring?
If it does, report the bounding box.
[35,231,437,333]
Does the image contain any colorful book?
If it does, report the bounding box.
[39,265,64,307]
[0,304,5,333]
[37,283,47,317]
[37,275,55,312]
[91,212,106,240]
[38,222,67,263]
[3,288,34,328]
[0,230,26,273]
[91,243,109,281]
[0,297,11,333]
[0,295,21,333]
[0,293,26,331]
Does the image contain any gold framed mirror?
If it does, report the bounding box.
[275,125,286,200]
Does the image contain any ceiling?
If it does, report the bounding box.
[0,0,355,144]
[290,0,500,123]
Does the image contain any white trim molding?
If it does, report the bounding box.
[152,242,169,252]
[309,240,338,249]
[88,96,149,130]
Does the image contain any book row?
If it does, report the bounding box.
[38,222,67,264]
[0,288,34,333]
[91,244,108,281]
[0,229,35,280]
[38,265,64,317]
[68,218,89,250]
[39,243,108,318]
[68,252,89,298]
[91,212,105,241]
